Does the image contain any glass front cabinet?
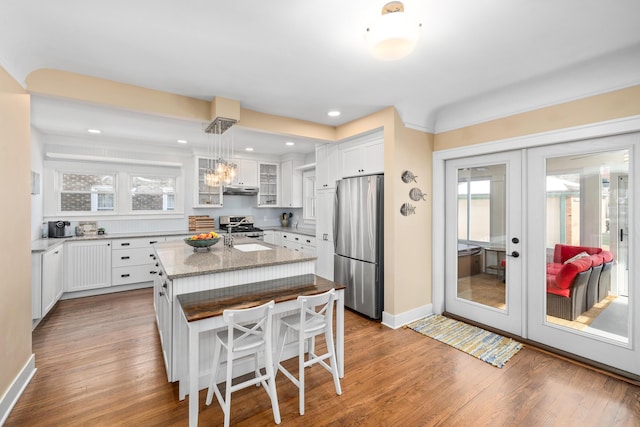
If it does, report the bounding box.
[258,162,279,207]
[194,156,223,207]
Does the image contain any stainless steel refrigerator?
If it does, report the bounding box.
[333,174,384,319]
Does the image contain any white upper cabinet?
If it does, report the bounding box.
[316,143,340,190]
[340,137,384,178]
[194,156,223,207]
[258,162,279,207]
[232,158,258,186]
[280,157,304,208]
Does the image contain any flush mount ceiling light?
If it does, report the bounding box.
[177,139,188,144]
[285,141,295,146]
[87,129,101,134]
[366,1,422,61]
[327,110,341,117]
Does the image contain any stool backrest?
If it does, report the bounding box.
[297,289,336,332]
[223,301,275,352]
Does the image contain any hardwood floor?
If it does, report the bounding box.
[7,288,640,426]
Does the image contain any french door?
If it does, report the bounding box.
[526,134,638,375]
[442,132,639,376]
[444,151,523,336]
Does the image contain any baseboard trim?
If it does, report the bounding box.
[381,304,433,329]
[0,354,36,425]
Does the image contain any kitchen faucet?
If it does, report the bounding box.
[224,217,250,247]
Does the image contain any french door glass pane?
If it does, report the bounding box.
[545,150,629,343]
[457,166,506,310]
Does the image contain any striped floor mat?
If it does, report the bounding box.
[406,315,523,368]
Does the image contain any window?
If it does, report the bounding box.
[60,172,115,212]
[458,177,491,242]
[130,175,176,211]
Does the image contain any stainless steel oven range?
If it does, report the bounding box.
[218,215,264,240]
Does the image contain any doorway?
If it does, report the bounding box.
[436,130,639,376]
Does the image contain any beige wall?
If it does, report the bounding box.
[337,108,434,315]
[434,85,640,151]
[0,66,32,399]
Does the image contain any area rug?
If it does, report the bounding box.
[407,315,523,368]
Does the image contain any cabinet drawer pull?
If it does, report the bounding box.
[162,282,167,289]
[150,254,156,258]
[306,239,311,243]
[149,240,158,244]
[150,271,157,274]
[159,291,165,296]
[121,243,130,246]
[159,271,163,276]
[121,256,130,260]
[294,237,299,241]
[121,274,130,278]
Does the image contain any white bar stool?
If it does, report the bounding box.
[274,289,342,415]
[205,300,281,427]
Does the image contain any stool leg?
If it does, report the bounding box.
[263,345,281,424]
[206,339,222,406]
[325,328,342,396]
[299,333,306,415]
[224,347,233,427]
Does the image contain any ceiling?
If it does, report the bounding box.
[2,1,640,154]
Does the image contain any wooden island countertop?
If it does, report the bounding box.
[177,274,345,322]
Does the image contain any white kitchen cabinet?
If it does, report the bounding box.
[194,156,223,207]
[111,237,161,286]
[303,170,317,221]
[258,162,279,206]
[280,158,303,207]
[263,230,276,244]
[41,245,65,316]
[233,158,258,186]
[65,240,112,292]
[315,189,335,280]
[340,137,384,178]
[280,231,316,256]
[154,266,173,379]
[316,143,340,190]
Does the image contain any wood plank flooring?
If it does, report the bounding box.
[6,288,640,426]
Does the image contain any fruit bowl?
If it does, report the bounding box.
[184,237,220,250]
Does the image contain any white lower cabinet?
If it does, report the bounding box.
[42,245,64,316]
[280,231,316,256]
[111,237,162,286]
[32,245,65,320]
[65,240,112,292]
[263,230,276,244]
[155,266,173,378]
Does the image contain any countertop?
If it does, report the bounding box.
[155,237,316,280]
[178,274,344,322]
[31,230,192,253]
[262,226,316,237]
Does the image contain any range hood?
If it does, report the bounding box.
[223,185,259,196]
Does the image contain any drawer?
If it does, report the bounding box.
[112,247,156,267]
[112,265,158,286]
[280,233,316,247]
[112,237,163,250]
[281,243,316,256]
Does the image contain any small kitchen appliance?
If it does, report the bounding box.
[218,215,264,240]
[48,220,71,238]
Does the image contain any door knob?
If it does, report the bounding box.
[511,237,519,244]
[507,251,520,258]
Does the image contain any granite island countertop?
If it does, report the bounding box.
[154,237,317,280]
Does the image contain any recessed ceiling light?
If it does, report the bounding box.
[87,129,102,134]
[177,139,188,144]
[245,147,254,151]
[285,141,295,146]
[327,110,341,117]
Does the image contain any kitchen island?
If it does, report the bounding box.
[152,238,317,387]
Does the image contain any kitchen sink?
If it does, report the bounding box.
[234,243,272,252]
